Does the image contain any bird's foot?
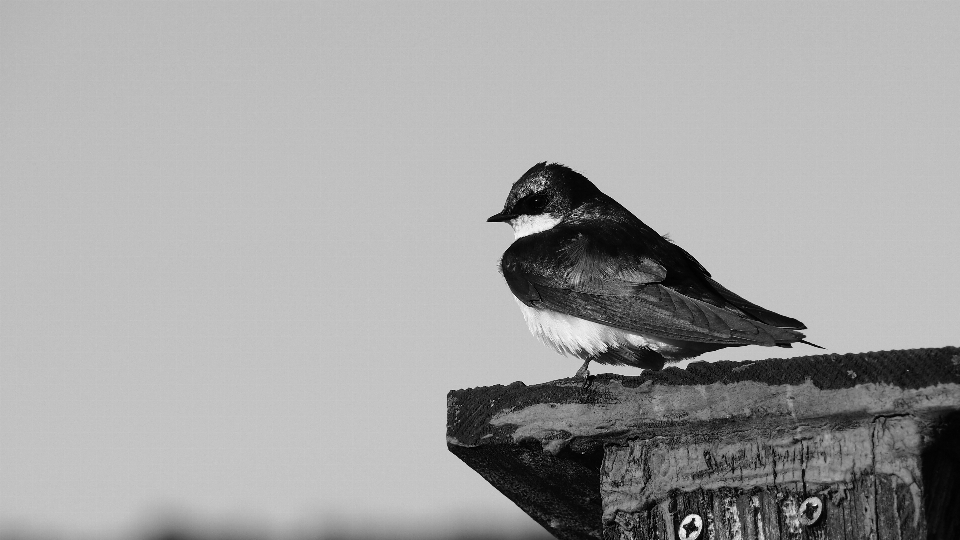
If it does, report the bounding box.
[575,359,594,389]
[574,359,591,379]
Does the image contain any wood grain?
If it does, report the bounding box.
[447,347,960,540]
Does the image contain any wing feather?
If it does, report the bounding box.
[501,212,806,346]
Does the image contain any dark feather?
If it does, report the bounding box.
[501,195,809,348]
[594,347,667,370]
[705,277,806,330]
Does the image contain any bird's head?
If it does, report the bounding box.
[487,162,603,238]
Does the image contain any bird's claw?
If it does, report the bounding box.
[575,359,594,389]
[574,359,591,379]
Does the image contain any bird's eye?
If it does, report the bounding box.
[525,193,548,212]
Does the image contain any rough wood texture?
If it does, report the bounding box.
[447,347,960,540]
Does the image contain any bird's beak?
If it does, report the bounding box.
[487,211,517,223]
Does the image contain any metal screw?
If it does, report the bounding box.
[678,514,703,540]
[798,496,823,526]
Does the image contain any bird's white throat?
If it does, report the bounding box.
[509,214,562,239]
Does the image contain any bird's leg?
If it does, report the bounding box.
[575,358,596,390]
[574,358,591,379]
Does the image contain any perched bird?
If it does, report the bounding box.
[488,162,819,378]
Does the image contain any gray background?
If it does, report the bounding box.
[2,2,959,539]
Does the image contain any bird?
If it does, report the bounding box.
[487,162,820,378]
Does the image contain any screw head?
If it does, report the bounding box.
[678,513,703,540]
[798,496,823,526]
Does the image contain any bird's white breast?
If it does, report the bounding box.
[509,214,562,239]
[513,298,666,358]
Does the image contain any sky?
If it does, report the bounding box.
[2,2,959,539]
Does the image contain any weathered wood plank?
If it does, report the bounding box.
[759,489,782,540]
[447,347,960,540]
[711,490,731,540]
[838,488,857,540]
[778,492,801,540]
[734,493,754,540]
[817,491,847,540]
[875,475,900,540]
[894,481,922,540]
[700,491,716,540]
[674,490,708,540]
[856,474,878,540]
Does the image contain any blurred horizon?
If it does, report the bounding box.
[2,520,556,540]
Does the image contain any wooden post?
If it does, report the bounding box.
[447,347,960,540]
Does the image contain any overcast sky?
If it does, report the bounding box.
[2,2,959,539]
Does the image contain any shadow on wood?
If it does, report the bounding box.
[447,347,960,540]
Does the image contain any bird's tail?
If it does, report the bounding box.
[775,338,824,349]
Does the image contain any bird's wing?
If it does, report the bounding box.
[501,223,803,345]
[703,276,807,330]
[664,240,807,330]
